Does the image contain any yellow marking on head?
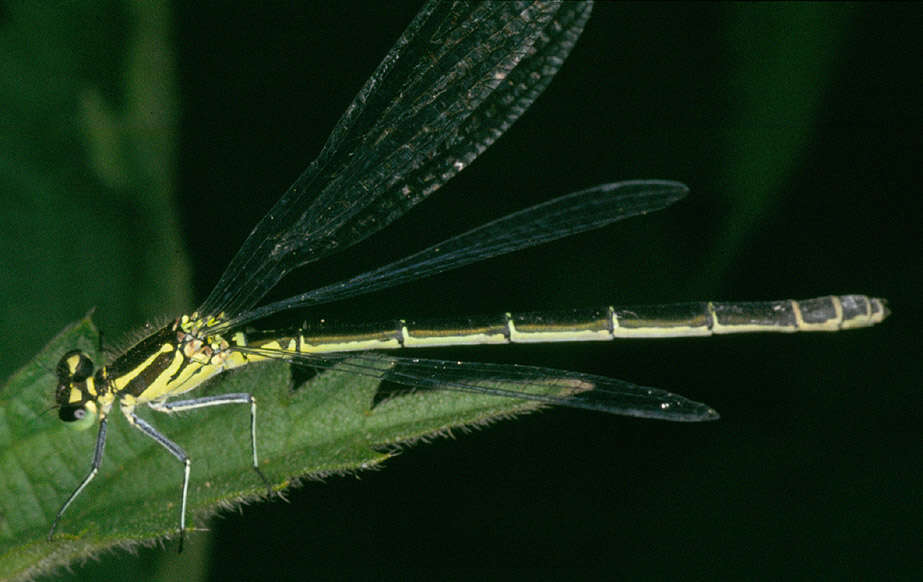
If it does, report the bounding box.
[64,353,84,375]
[67,387,83,404]
[85,376,97,397]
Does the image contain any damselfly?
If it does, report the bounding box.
[46,1,887,549]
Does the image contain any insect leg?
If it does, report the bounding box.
[150,394,270,495]
[127,413,191,551]
[48,417,108,541]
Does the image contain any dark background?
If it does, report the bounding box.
[4,2,918,580]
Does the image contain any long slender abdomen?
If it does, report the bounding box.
[249,295,887,354]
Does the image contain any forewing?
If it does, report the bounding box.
[199,1,594,318]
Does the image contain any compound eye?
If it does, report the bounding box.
[58,405,86,422]
[58,402,98,431]
[57,350,95,383]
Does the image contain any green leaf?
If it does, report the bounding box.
[0,315,567,581]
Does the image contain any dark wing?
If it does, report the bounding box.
[198,1,594,318]
[232,349,719,422]
[216,180,687,332]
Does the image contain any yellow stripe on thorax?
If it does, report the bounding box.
[112,343,175,393]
